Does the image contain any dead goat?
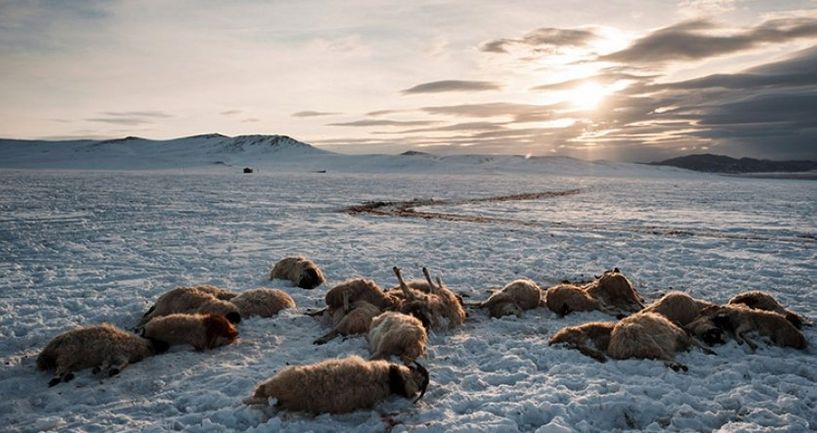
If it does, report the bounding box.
[641,291,725,345]
[549,312,714,371]
[324,278,399,311]
[544,283,606,316]
[368,312,428,362]
[140,286,241,326]
[314,290,382,345]
[710,304,807,350]
[270,256,326,290]
[394,267,466,331]
[728,290,811,329]
[138,313,238,351]
[544,269,644,317]
[230,288,296,318]
[37,323,169,386]
[583,269,645,314]
[475,278,542,318]
[244,355,429,414]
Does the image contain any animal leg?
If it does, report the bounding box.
[106,355,129,377]
[393,267,416,302]
[575,344,608,363]
[304,307,327,317]
[313,329,339,345]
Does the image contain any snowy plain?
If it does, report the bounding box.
[1,136,816,433]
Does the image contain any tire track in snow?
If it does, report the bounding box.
[343,189,817,245]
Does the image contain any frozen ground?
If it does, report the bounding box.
[1,165,816,433]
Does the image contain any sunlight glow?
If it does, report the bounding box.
[567,83,607,110]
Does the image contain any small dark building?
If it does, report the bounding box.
[243,167,254,174]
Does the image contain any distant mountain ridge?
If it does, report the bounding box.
[0,133,330,169]
[650,153,817,173]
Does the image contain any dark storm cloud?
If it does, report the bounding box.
[481,27,598,53]
[327,119,439,127]
[401,80,501,94]
[292,110,341,117]
[601,17,817,63]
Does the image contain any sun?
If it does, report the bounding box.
[568,83,607,111]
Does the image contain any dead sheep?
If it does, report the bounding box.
[140,286,241,326]
[314,292,382,345]
[476,279,542,318]
[583,269,645,314]
[138,313,238,351]
[244,355,430,414]
[190,284,238,301]
[368,312,428,362]
[324,278,399,311]
[549,312,714,371]
[710,304,807,350]
[548,321,615,362]
[544,269,644,317]
[37,323,169,387]
[270,256,326,290]
[728,290,811,329]
[640,291,725,346]
[230,288,296,318]
[394,267,466,331]
[544,283,605,316]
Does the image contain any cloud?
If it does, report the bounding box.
[220,110,242,116]
[401,80,501,94]
[601,17,817,63]
[481,27,598,53]
[375,121,507,134]
[241,118,260,123]
[421,102,564,123]
[86,117,153,125]
[327,119,439,127]
[85,110,172,126]
[101,111,172,118]
[366,109,406,116]
[292,110,340,117]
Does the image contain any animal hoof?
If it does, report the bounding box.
[108,368,120,377]
[64,372,75,382]
[48,378,61,387]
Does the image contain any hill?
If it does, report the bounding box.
[650,153,817,173]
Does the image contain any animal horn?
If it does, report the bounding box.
[409,361,430,403]
[421,267,437,291]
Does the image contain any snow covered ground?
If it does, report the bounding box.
[1,161,816,432]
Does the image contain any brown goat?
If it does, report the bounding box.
[583,269,645,314]
[140,286,241,326]
[728,291,810,329]
[544,283,605,316]
[139,313,238,350]
[368,312,428,362]
[37,323,169,386]
[230,288,296,318]
[550,312,714,371]
[641,291,725,346]
[477,279,542,318]
[324,278,399,311]
[394,267,466,331]
[314,289,382,345]
[270,256,326,290]
[244,356,429,414]
[710,304,807,350]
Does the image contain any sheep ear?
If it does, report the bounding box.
[409,361,430,403]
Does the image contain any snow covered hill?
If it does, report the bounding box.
[0,134,329,170]
[0,134,696,178]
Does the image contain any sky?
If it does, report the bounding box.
[1,0,816,161]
